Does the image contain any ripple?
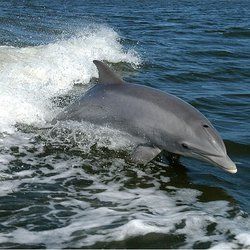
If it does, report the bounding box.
[223,27,250,38]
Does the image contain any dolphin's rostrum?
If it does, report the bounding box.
[54,60,237,174]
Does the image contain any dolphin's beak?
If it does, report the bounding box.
[190,147,237,174]
[204,154,237,174]
[209,155,237,174]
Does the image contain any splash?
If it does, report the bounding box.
[0,26,141,133]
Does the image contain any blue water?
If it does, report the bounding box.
[0,0,249,248]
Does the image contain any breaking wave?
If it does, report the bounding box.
[0,26,140,133]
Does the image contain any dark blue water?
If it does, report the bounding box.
[0,0,249,248]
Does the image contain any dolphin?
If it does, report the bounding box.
[53,60,237,174]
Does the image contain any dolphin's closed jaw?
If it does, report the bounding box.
[221,157,237,174]
[208,154,237,174]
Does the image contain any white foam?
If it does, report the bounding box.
[0,26,141,133]
[209,242,235,250]
[235,233,250,247]
[0,129,250,248]
[115,219,164,240]
[0,154,250,249]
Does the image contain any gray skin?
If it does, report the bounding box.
[53,60,237,174]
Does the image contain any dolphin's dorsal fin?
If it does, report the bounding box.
[93,60,124,84]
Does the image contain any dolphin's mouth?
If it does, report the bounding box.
[191,151,237,174]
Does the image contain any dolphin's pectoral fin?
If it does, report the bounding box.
[131,145,162,165]
[93,60,124,85]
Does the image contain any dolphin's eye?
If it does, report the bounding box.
[203,124,209,128]
[182,143,189,149]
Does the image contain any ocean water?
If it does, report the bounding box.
[0,0,249,249]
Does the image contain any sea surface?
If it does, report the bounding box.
[0,0,249,249]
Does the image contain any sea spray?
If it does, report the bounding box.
[0,26,141,133]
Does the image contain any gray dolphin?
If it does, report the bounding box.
[54,60,237,174]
